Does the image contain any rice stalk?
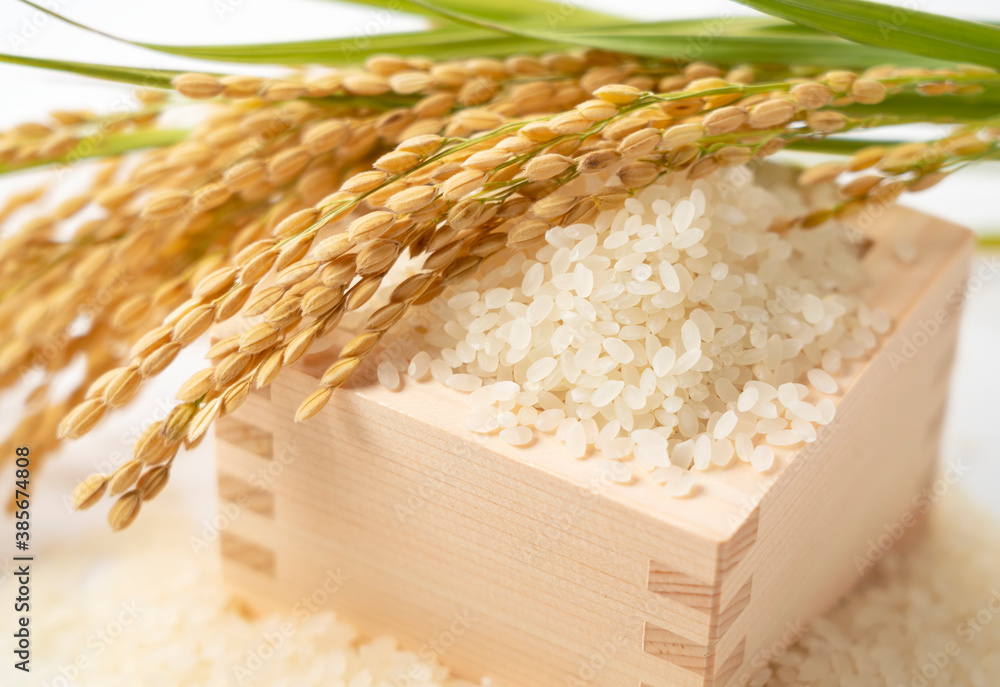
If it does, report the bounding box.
[0,42,997,528]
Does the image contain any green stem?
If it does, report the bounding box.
[0,128,188,176]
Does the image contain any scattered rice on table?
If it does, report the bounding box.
[6,487,998,686]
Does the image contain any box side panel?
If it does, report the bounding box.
[714,211,973,686]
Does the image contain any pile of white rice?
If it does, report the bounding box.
[386,165,887,490]
[9,487,998,686]
[6,503,487,687]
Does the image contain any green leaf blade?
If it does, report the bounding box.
[733,0,1000,69]
[0,53,179,88]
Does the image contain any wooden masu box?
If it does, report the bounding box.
[214,206,973,687]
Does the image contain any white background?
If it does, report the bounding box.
[0,0,997,548]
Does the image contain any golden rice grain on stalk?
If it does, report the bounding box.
[576,98,618,121]
[618,161,659,188]
[240,323,281,355]
[397,134,444,156]
[221,379,252,416]
[300,283,344,317]
[268,147,311,183]
[341,170,389,194]
[518,121,556,143]
[457,76,498,106]
[103,366,142,407]
[463,149,514,172]
[276,260,320,288]
[387,70,434,94]
[194,267,238,300]
[220,74,264,98]
[549,112,593,134]
[442,169,487,199]
[850,78,887,104]
[847,146,886,171]
[276,234,317,272]
[137,464,171,500]
[357,240,401,275]
[375,150,422,173]
[441,255,482,285]
[71,474,107,510]
[530,194,577,220]
[295,387,334,422]
[366,302,408,332]
[687,157,719,180]
[143,189,190,218]
[839,175,884,198]
[128,323,173,359]
[108,460,144,496]
[320,256,358,287]
[908,172,947,191]
[507,219,550,247]
[524,154,573,181]
[661,122,704,150]
[58,398,106,439]
[684,61,721,80]
[423,239,464,269]
[302,120,349,154]
[207,336,240,362]
[593,186,629,210]
[254,350,285,389]
[282,326,322,368]
[342,72,390,96]
[806,110,848,133]
[346,275,384,310]
[222,159,266,191]
[464,57,506,80]
[240,250,280,286]
[468,231,507,259]
[790,82,833,109]
[215,284,254,321]
[944,134,990,156]
[456,108,505,131]
[593,84,642,105]
[265,295,304,328]
[799,161,846,186]
[177,368,216,403]
[703,106,749,135]
[714,145,752,167]
[573,149,616,176]
[173,73,224,99]
[274,208,320,239]
[187,398,223,442]
[140,343,182,378]
[801,207,834,228]
[602,117,648,141]
[86,368,123,400]
[108,491,142,531]
[172,305,215,345]
[163,403,199,443]
[261,80,307,102]
[749,99,797,129]
[618,128,661,157]
[824,70,857,92]
[320,357,363,391]
[878,142,931,174]
[348,211,396,242]
[193,184,230,211]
